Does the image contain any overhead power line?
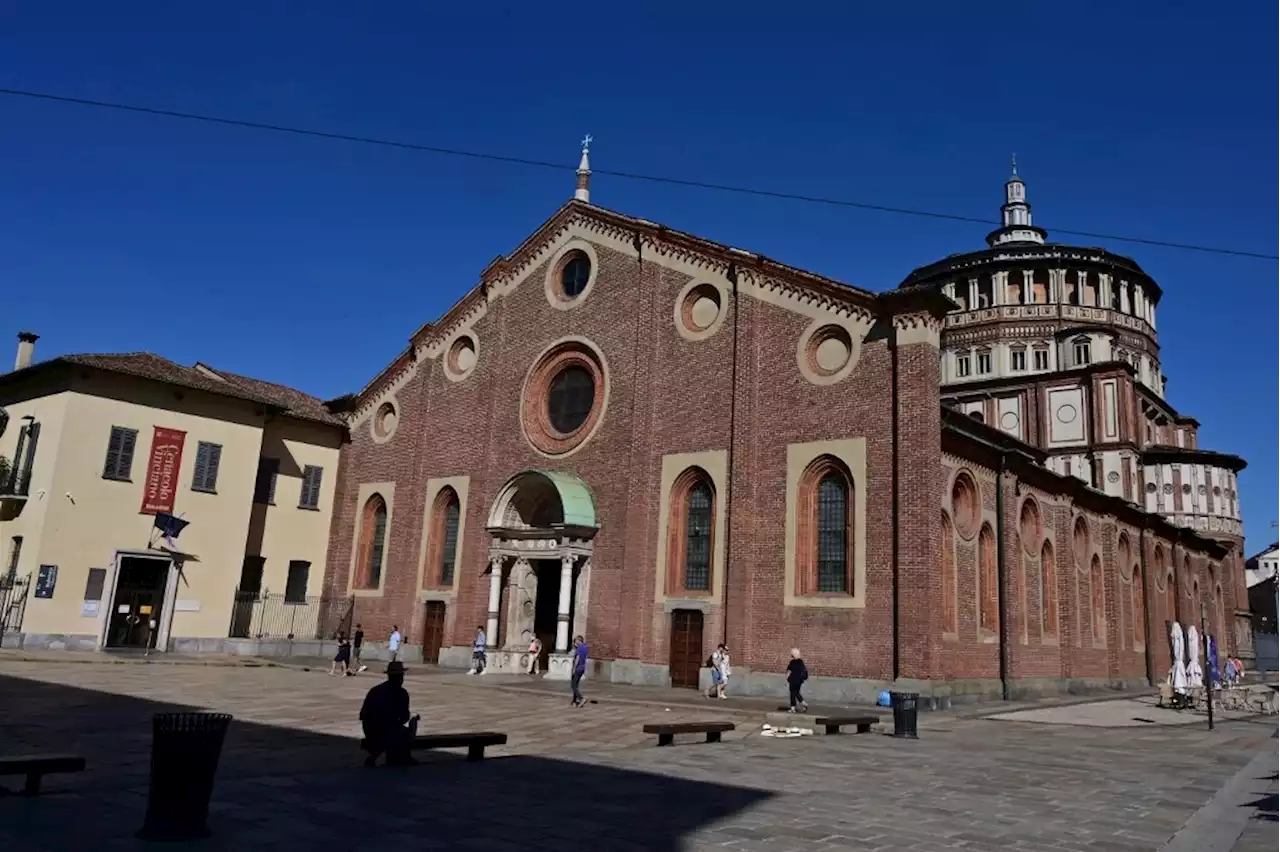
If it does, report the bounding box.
[1,86,1275,261]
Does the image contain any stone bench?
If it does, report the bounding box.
[642,721,736,747]
[811,715,880,734]
[360,732,507,763]
[0,755,86,796]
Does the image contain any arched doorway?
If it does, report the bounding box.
[483,470,598,678]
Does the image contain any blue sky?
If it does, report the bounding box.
[1,3,1275,543]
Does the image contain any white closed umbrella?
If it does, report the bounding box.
[1170,621,1189,693]
[1186,625,1204,689]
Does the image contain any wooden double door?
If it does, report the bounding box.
[421,601,446,664]
[668,609,704,689]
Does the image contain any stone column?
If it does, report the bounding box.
[570,559,591,643]
[968,277,979,309]
[1021,269,1033,304]
[486,556,503,646]
[555,554,574,652]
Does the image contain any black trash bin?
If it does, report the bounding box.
[890,691,918,739]
[137,712,233,841]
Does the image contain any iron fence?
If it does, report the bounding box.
[0,572,31,642]
[228,590,352,641]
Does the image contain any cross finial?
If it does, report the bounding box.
[1011,153,1018,177]
[581,134,593,155]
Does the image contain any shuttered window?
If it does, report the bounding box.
[253,458,280,504]
[299,466,323,510]
[284,561,310,603]
[191,442,222,493]
[102,426,138,481]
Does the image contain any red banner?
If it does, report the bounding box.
[140,427,187,515]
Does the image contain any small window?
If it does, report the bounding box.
[191,442,222,493]
[1073,338,1092,366]
[976,350,992,374]
[253,458,280,505]
[299,465,324,510]
[84,567,107,601]
[6,422,39,496]
[956,353,972,377]
[1033,348,1049,370]
[358,495,388,589]
[560,253,592,298]
[238,555,265,596]
[102,426,138,481]
[284,561,310,603]
[5,536,22,577]
[1009,348,1026,372]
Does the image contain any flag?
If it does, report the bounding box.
[153,512,189,549]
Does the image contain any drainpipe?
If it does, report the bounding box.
[890,320,901,681]
[721,263,740,647]
[996,452,1011,701]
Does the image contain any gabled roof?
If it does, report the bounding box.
[0,352,343,427]
[352,199,946,408]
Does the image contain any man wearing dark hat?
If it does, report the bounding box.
[359,661,420,766]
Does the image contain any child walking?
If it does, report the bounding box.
[786,647,808,712]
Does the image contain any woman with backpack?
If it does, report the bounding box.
[786,647,809,712]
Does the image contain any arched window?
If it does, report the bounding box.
[978,524,998,632]
[427,487,461,587]
[941,512,957,634]
[1132,564,1145,646]
[684,481,713,591]
[1072,336,1092,366]
[796,456,854,596]
[357,494,388,589]
[1090,555,1105,642]
[1041,541,1057,636]
[667,468,715,594]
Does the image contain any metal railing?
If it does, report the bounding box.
[227,591,352,641]
[0,572,31,642]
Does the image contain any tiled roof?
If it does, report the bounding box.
[46,353,343,427]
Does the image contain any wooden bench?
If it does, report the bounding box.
[360,732,507,763]
[812,715,879,735]
[0,755,86,796]
[642,721,736,747]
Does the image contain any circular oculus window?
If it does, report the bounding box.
[445,334,478,380]
[544,241,600,310]
[372,401,398,442]
[521,341,608,456]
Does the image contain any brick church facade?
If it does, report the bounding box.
[322,151,1243,702]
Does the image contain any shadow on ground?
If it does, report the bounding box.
[0,674,772,851]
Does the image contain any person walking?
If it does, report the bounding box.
[527,635,543,675]
[387,625,402,663]
[330,631,352,677]
[706,643,730,699]
[352,623,367,674]
[786,647,809,712]
[570,635,588,707]
[468,625,487,675]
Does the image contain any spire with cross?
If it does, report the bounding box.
[575,134,592,203]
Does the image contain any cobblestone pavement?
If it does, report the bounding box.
[0,661,1275,851]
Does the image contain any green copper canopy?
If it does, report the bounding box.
[533,469,597,528]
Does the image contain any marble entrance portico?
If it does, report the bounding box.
[480,470,596,679]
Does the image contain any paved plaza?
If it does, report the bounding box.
[0,657,1275,851]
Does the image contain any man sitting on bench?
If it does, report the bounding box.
[360,661,420,766]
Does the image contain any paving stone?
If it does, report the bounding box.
[0,660,1274,851]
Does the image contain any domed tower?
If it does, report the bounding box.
[898,162,1245,549]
